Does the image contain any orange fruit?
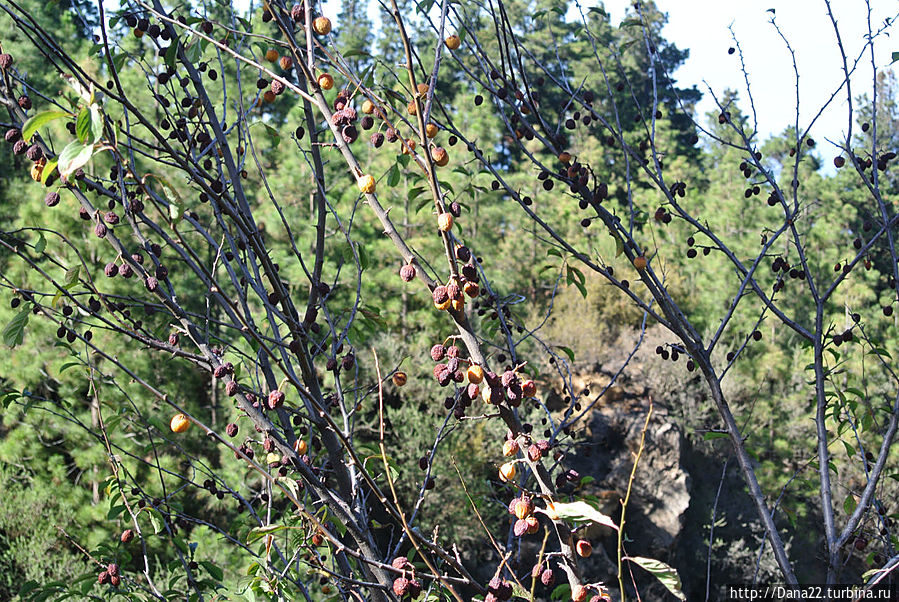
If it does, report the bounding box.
[170,413,190,433]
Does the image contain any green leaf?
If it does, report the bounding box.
[34,232,46,255]
[200,561,223,582]
[112,52,128,72]
[843,494,857,515]
[387,164,401,187]
[40,159,57,184]
[557,346,575,362]
[703,431,729,441]
[2,307,31,348]
[64,266,81,289]
[22,110,70,141]
[57,140,94,177]
[247,524,286,544]
[75,107,92,144]
[892,51,899,64]
[626,556,686,600]
[548,500,618,530]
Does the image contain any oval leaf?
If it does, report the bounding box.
[548,500,618,530]
[22,110,70,141]
[625,556,686,600]
[57,140,94,176]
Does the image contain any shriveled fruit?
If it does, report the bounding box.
[445,34,461,50]
[265,49,278,62]
[571,584,588,602]
[425,123,438,138]
[502,439,519,457]
[120,529,134,543]
[279,55,292,70]
[392,371,407,386]
[312,16,332,35]
[357,174,376,194]
[393,577,410,596]
[170,413,190,433]
[522,379,537,398]
[432,286,451,310]
[431,146,449,166]
[317,73,334,90]
[268,389,285,409]
[513,497,534,519]
[464,281,479,297]
[437,212,454,232]
[576,539,593,557]
[499,461,516,481]
[399,263,416,282]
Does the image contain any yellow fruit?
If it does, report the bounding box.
[392,371,407,386]
[425,123,438,138]
[633,255,647,270]
[502,439,519,457]
[416,83,429,96]
[514,498,533,519]
[294,439,308,454]
[451,297,464,311]
[318,73,334,90]
[265,452,280,464]
[467,364,484,384]
[481,386,492,404]
[361,99,375,114]
[312,16,331,35]
[437,212,453,232]
[499,462,517,482]
[30,162,44,182]
[463,281,479,297]
[434,298,451,311]
[445,35,461,50]
[357,174,376,194]
[170,413,190,433]
[265,49,279,63]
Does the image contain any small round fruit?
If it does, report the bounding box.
[633,255,647,270]
[279,55,293,70]
[362,99,375,114]
[318,73,334,90]
[451,297,464,311]
[572,584,588,602]
[402,138,417,154]
[834,156,845,168]
[522,379,537,398]
[576,539,593,558]
[399,263,416,282]
[357,174,376,194]
[502,439,519,457]
[445,34,461,50]
[294,439,308,454]
[312,16,332,35]
[467,364,484,384]
[263,90,276,103]
[431,146,449,166]
[463,281,479,297]
[265,49,278,62]
[407,100,418,115]
[392,371,407,386]
[120,529,135,543]
[425,123,438,138]
[170,413,190,433]
[559,151,571,163]
[499,461,517,481]
[437,212,454,232]
[416,83,429,96]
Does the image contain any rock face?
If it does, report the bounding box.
[565,395,691,557]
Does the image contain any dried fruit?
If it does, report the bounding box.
[499,461,516,481]
[431,146,449,166]
[317,73,334,90]
[279,55,292,70]
[120,529,134,543]
[425,123,438,138]
[430,344,446,361]
[312,16,332,35]
[522,380,537,398]
[107,563,119,577]
[432,286,451,310]
[399,263,416,282]
[445,35,461,50]
[357,174,376,194]
[502,439,519,457]
[513,518,529,536]
[265,49,278,62]
[225,423,238,437]
[170,413,190,433]
[463,281,479,297]
[541,568,555,587]
[392,371,407,386]
[0,54,13,69]
[576,539,593,558]
[559,151,571,163]
[97,571,110,584]
[268,390,285,409]
[45,191,60,207]
[513,496,534,519]
[572,584,588,602]
[437,212,453,232]
[391,556,410,570]
[393,577,410,596]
